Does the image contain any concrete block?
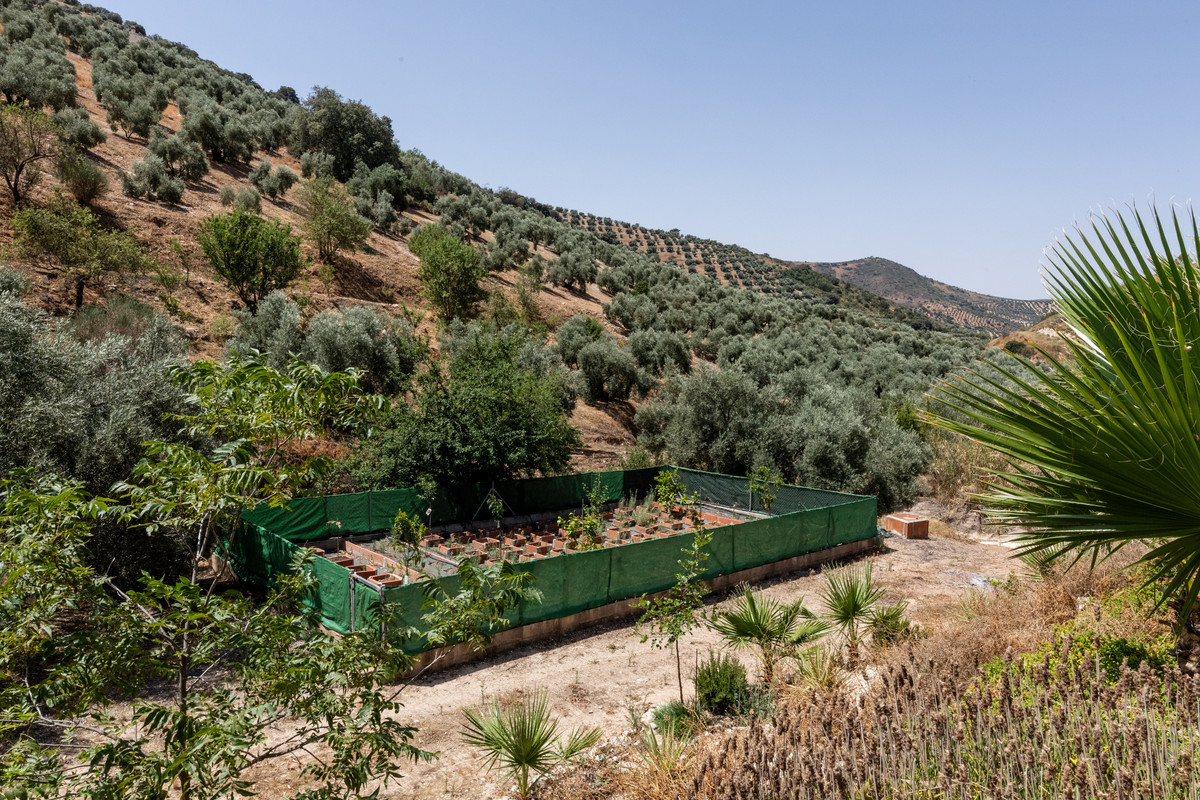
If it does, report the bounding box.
[885,512,929,539]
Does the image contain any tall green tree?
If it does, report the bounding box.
[927,206,1200,660]
[349,324,579,488]
[288,87,402,182]
[197,208,306,312]
[409,222,487,321]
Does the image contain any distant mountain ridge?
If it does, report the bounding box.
[804,257,1053,334]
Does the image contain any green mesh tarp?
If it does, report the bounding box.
[241,468,661,541]
[225,523,300,588]
[675,467,857,516]
[233,468,877,651]
[309,554,353,634]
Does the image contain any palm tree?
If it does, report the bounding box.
[926,205,1200,663]
[709,588,829,684]
[820,563,884,667]
[461,689,602,799]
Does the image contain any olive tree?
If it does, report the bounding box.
[0,103,57,206]
[295,176,372,262]
[11,191,154,307]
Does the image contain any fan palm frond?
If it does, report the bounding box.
[927,205,1200,620]
[709,588,827,683]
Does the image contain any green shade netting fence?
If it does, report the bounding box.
[228,467,877,653]
[239,468,661,542]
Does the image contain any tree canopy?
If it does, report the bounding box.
[197,208,306,312]
[350,324,579,487]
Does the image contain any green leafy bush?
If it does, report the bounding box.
[11,191,154,307]
[230,292,425,394]
[650,701,704,738]
[302,305,424,393]
[54,148,107,205]
[289,87,401,181]
[554,315,604,365]
[299,149,335,179]
[578,337,638,402]
[198,209,305,312]
[121,154,185,203]
[0,19,77,111]
[296,176,372,262]
[0,267,30,295]
[248,157,299,200]
[409,222,486,321]
[693,651,749,715]
[348,324,578,487]
[53,106,106,150]
[146,129,209,181]
[235,185,261,213]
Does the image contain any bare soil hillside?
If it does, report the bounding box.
[808,257,1054,335]
[2,48,635,462]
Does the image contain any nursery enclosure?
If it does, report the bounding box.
[228,467,877,652]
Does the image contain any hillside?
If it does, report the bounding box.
[545,208,958,331]
[0,0,987,502]
[806,256,1054,334]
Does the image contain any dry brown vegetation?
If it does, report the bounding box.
[525,554,1187,800]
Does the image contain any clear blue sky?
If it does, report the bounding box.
[111,1,1199,299]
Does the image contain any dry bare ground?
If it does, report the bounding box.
[245,519,1024,799]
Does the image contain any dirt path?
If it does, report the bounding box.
[381,528,1024,799]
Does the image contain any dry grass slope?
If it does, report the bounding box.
[809,256,1054,335]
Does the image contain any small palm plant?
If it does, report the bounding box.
[461,690,602,799]
[820,563,885,667]
[709,588,829,684]
[790,644,848,691]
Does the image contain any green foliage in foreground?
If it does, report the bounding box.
[1,478,437,800]
[1,355,538,799]
[927,206,1200,620]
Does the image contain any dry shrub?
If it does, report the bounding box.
[691,654,1200,799]
[924,429,1007,508]
[278,435,350,465]
[878,578,1072,690]
[1046,540,1149,599]
[927,517,972,542]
